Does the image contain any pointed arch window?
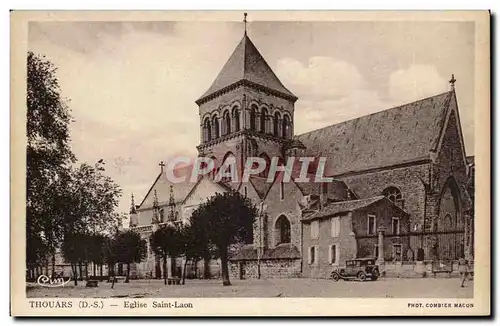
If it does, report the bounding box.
[261,108,268,134]
[276,215,291,245]
[383,186,403,208]
[223,111,231,136]
[274,112,281,136]
[232,107,240,132]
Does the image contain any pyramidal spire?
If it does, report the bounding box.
[196,20,297,104]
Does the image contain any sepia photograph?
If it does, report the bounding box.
[10,10,490,316]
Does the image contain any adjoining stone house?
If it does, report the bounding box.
[301,196,410,279]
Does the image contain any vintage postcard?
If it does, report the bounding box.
[10,10,490,316]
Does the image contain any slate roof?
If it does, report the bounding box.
[297,91,454,176]
[262,244,301,260]
[302,196,408,221]
[197,34,296,103]
[229,244,301,261]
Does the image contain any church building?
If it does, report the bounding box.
[128,23,473,280]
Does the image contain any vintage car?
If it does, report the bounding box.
[330,258,380,281]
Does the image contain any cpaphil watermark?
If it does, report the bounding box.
[36,273,72,287]
[164,156,333,184]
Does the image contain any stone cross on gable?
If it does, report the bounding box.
[159,161,165,173]
[449,74,456,90]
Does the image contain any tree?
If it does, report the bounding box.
[26,51,75,277]
[151,225,182,285]
[61,232,91,285]
[87,234,106,277]
[115,230,147,282]
[190,191,257,286]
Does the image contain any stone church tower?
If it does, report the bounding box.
[195,30,298,175]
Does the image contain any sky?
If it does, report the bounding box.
[28,20,475,216]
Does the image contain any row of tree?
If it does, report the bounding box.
[60,189,257,287]
[26,51,125,280]
[150,190,257,286]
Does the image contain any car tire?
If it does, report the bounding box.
[371,275,378,281]
[331,272,340,282]
[357,271,367,281]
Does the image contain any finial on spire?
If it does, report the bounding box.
[159,161,165,173]
[243,12,248,35]
[449,74,456,90]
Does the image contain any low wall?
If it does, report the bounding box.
[381,260,474,278]
[229,259,301,279]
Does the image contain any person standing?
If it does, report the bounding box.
[458,257,468,287]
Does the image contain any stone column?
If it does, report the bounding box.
[377,227,386,263]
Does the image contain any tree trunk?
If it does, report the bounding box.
[220,247,231,286]
[78,262,83,280]
[182,258,188,285]
[100,264,103,276]
[51,253,56,278]
[203,257,210,279]
[162,257,167,285]
[93,262,97,276]
[72,264,78,286]
[125,263,130,283]
[85,263,89,280]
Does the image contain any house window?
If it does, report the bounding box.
[280,181,285,200]
[308,246,317,265]
[392,217,400,235]
[331,217,340,238]
[367,214,376,235]
[329,244,339,265]
[310,220,319,239]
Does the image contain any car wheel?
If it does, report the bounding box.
[331,272,340,282]
[357,271,367,281]
[371,275,378,281]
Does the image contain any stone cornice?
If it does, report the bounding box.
[196,79,298,105]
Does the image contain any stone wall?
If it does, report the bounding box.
[229,258,301,279]
[302,213,357,279]
[337,163,429,228]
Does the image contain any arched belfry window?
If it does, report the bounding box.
[261,108,268,134]
[232,107,240,132]
[203,118,211,142]
[383,186,403,208]
[282,114,291,139]
[274,112,281,136]
[250,106,258,131]
[223,111,231,136]
[212,116,219,139]
[276,215,291,245]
